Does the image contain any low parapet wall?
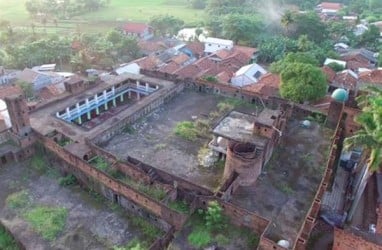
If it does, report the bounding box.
[36,132,188,230]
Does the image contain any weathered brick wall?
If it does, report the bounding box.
[333,228,382,250]
[197,196,269,236]
[377,204,382,235]
[36,133,188,230]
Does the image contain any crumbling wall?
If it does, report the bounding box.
[36,132,189,230]
[333,228,382,250]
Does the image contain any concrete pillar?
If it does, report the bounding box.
[78,116,82,125]
[137,92,140,101]
[112,86,115,95]
[66,107,71,119]
[96,107,100,115]
[104,102,108,110]
[87,112,91,120]
[145,83,149,92]
[95,94,98,103]
[136,80,139,88]
[128,91,131,98]
[120,94,124,102]
[112,98,116,107]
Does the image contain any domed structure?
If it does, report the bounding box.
[331,88,348,102]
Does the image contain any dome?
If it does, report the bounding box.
[277,240,290,248]
[331,88,348,102]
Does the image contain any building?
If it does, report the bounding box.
[231,63,267,87]
[204,37,234,55]
[316,2,342,14]
[121,22,154,41]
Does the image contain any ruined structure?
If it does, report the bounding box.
[0,70,368,250]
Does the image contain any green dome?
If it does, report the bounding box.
[331,88,348,102]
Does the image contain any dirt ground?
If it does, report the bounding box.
[0,161,157,250]
[104,90,226,190]
[231,119,333,244]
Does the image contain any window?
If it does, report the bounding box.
[253,71,262,79]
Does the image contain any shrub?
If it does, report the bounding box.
[6,190,30,209]
[58,174,77,186]
[188,228,211,248]
[174,121,198,141]
[204,201,226,231]
[23,206,68,241]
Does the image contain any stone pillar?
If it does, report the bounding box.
[87,112,91,120]
[112,98,116,107]
[96,107,100,115]
[145,83,149,92]
[120,94,124,102]
[104,102,108,110]
[78,116,82,125]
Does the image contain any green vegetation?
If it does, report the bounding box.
[174,121,198,141]
[168,200,190,214]
[30,153,47,172]
[203,75,218,83]
[113,238,147,250]
[90,156,109,171]
[186,201,259,249]
[23,206,68,241]
[6,190,30,210]
[0,224,19,250]
[121,175,167,201]
[123,124,136,134]
[58,174,77,186]
[130,216,162,243]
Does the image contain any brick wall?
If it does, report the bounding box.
[333,228,382,250]
[37,133,188,230]
[377,204,382,235]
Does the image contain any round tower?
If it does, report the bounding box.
[224,141,262,186]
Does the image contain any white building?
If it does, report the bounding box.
[324,58,347,68]
[115,63,140,75]
[204,37,234,55]
[231,63,267,87]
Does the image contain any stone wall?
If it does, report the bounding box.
[36,133,189,230]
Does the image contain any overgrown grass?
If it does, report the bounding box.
[90,156,109,171]
[130,216,162,242]
[0,224,19,250]
[174,121,198,141]
[188,227,212,248]
[113,237,148,250]
[58,174,77,186]
[30,153,47,172]
[23,206,68,241]
[6,190,30,210]
[121,175,167,201]
[168,200,189,214]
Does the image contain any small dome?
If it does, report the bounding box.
[277,240,290,248]
[331,88,348,102]
[302,120,311,128]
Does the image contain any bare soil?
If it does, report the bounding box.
[231,119,333,244]
[0,161,157,250]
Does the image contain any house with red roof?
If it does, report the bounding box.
[121,22,154,41]
[316,2,342,14]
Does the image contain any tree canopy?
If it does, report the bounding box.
[149,15,184,37]
[280,63,327,103]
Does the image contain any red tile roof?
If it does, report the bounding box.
[333,70,358,90]
[185,42,204,57]
[158,62,181,74]
[122,23,150,33]
[234,45,257,59]
[39,85,63,100]
[322,66,336,83]
[134,56,159,70]
[174,64,200,79]
[243,73,280,97]
[171,53,189,65]
[358,69,382,84]
[0,85,22,99]
[319,2,342,10]
[216,70,233,83]
[138,40,168,54]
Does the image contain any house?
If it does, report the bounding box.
[334,43,349,53]
[354,24,369,36]
[358,69,382,87]
[324,58,347,68]
[204,37,234,55]
[244,73,280,97]
[115,63,141,75]
[231,63,267,87]
[16,68,64,91]
[316,2,342,14]
[341,48,378,71]
[121,22,154,41]
[330,69,358,92]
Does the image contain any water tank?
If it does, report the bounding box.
[331,88,348,103]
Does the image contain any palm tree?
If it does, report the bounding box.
[281,10,295,35]
[344,86,382,221]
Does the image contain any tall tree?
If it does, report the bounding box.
[279,63,327,103]
[281,10,295,34]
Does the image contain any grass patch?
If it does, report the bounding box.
[174,121,198,141]
[30,154,47,172]
[23,206,68,241]
[121,175,167,201]
[6,190,30,210]
[168,200,189,214]
[0,224,19,250]
[113,237,148,250]
[58,174,77,186]
[130,216,161,242]
[188,227,212,248]
[89,156,109,171]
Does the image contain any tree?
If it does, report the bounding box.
[327,62,345,72]
[270,52,319,73]
[221,14,261,44]
[291,12,328,44]
[149,15,184,37]
[257,36,298,63]
[344,86,382,172]
[281,10,295,34]
[357,25,380,51]
[280,63,327,103]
